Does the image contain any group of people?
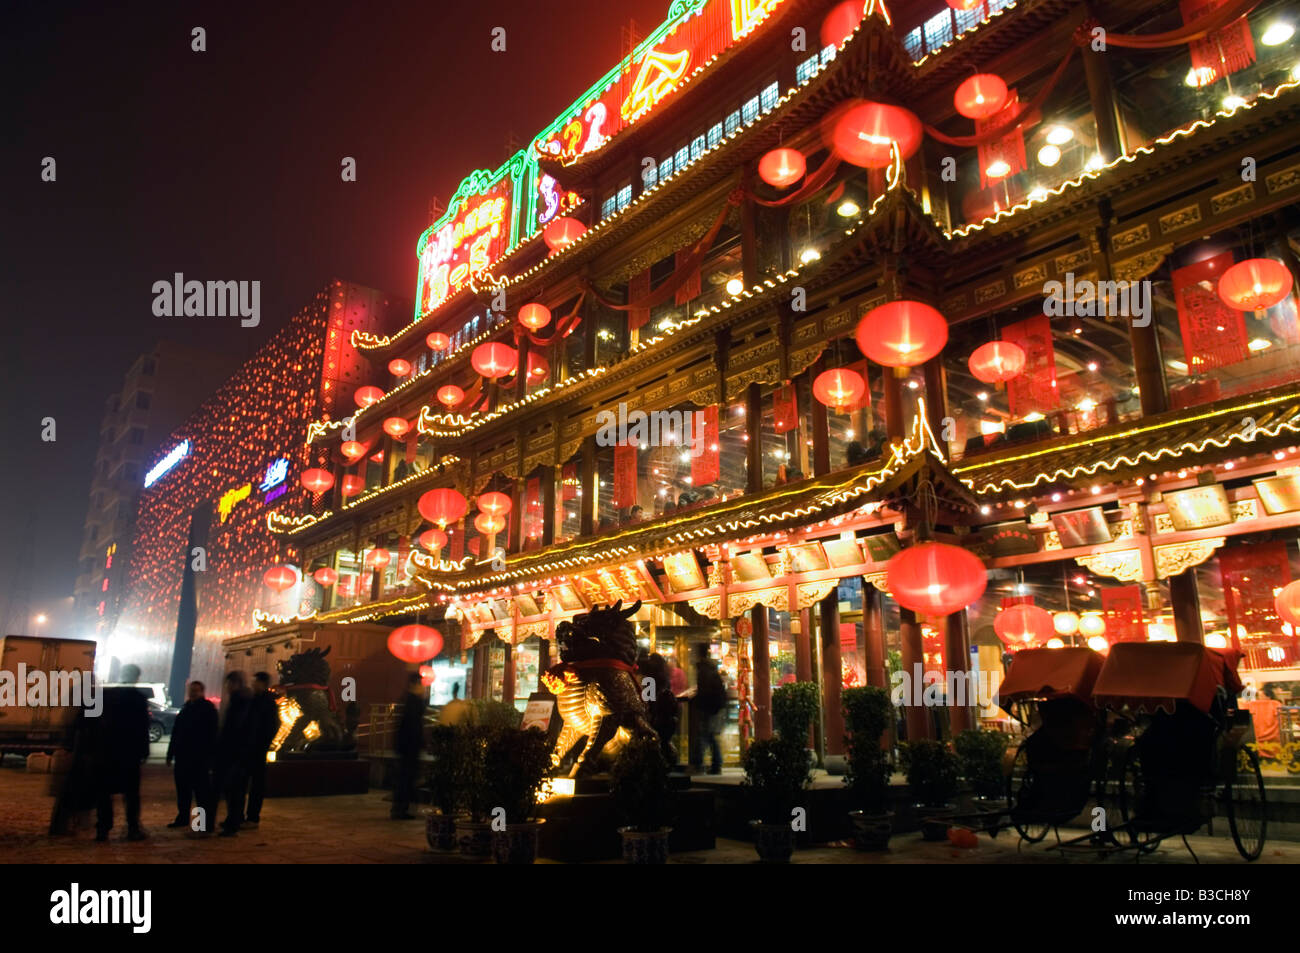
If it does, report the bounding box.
[51,666,280,840]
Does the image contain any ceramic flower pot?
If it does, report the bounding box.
[426,812,458,852]
[618,827,672,864]
[456,819,494,858]
[492,819,545,865]
[750,820,796,863]
[848,810,893,851]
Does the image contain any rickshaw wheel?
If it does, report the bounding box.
[1226,747,1266,861]
[1008,746,1051,843]
[1118,745,1159,854]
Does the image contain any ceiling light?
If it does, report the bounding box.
[1085,154,1105,171]
[985,159,1011,178]
[976,391,989,402]
[1045,125,1074,145]
[1223,94,1247,110]
[1185,67,1216,87]
[725,277,744,295]
[1028,186,1049,202]
[1086,361,1098,371]
[1167,359,1188,372]
[1024,412,1045,422]
[906,380,919,390]
[1248,337,1272,351]
[1262,22,1295,46]
[799,247,821,264]
[837,199,860,217]
[1076,398,1097,412]
[1037,145,1061,167]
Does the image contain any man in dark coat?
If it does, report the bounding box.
[91,665,151,841]
[391,672,427,819]
[214,671,255,836]
[244,672,281,829]
[690,643,727,775]
[166,680,218,830]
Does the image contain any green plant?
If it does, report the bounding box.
[427,724,460,815]
[473,699,522,731]
[742,738,812,825]
[953,729,1009,799]
[771,681,819,742]
[454,725,496,822]
[900,739,959,808]
[842,686,893,813]
[610,736,674,833]
[484,727,551,823]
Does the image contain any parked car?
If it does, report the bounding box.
[103,681,172,708]
[146,699,178,744]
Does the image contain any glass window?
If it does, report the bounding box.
[742,95,760,124]
[954,3,985,33]
[135,391,151,410]
[129,427,144,445]
[555,459,582,543]
[725,110,741,136]
[660,154,675,181]
[796,54,819,83]
[674,145,690,172]
[643,162,658,189]
[760,81,779,112]
[616,184,632,212]
[690,135,706,161]
[707,122,723,148]
[820,44,835,64]
[141,359,156,375]
[902,27,923,58]
[601,195,617,220]
[923,10,953,51]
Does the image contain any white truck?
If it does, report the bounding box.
[0,635,97,758]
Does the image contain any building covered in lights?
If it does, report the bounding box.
[262,0,1300,775]
[106,281,404,701]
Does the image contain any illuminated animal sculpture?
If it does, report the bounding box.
[275,647,351,752]
[542,600,658,777]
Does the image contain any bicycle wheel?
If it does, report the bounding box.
[1118,744,1159,853]
[1226,747,1266,861]
[1008,745,1051,843]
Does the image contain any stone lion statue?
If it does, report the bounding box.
[275,647,352,753]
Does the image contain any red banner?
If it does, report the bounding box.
[561,460,579,502]
[1221,542,1293,650]
[691,404,721,487]
[405,434,417,465]
[773,381,798,433]
[1182,0,1256,85]
[1173,253,1249,371]
[628,269,651,331]
[1002,314,1058,418]
[613,442,638,509]
[674,249,701,305]
[524,476,544,546]
[976,89,1029,189]
[1101,585,1146,643]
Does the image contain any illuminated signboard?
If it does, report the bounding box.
[144,439,190,488]
[260,457,290,503]
[532,0,786,166]
[218,483,251,523]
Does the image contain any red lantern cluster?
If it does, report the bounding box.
[1217,258,1293,312]
[855,301,948,369]
[518,303,551,330]
[383,417,411,439]
[312,567,338,587]
[472,342,517,380]
[387,624,444,663]
[994,604,1056,648]
[263,565,298,593]
[758,148,807,188]
[475,513,506,535]
[968,341,1026,384]
[543,216,586,251]
[886,543,987,616]
[828,100,922,169]
[954,74,1008,120]
[419,488,468,527]
[437,384,464,409]
[299,468,334,495]
[353,385,384,408]
[419,664,437,687]
[388,358,412,377]
[426,332,450,351]
[812,368,867,413]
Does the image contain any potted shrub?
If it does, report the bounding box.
[484,727,551,864]
[771,681,819,743]
[742,738,811,862]
[842,686,894,850]
[610,735,674,864]
[953,729,1009,806]
[473,699,523,730]
[425,725,461,851]
[454,725,496,857]
[901,739,960,841]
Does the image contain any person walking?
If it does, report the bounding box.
[391,673,427,819]
[91,665,151,842]
[166,680,218,830]
[214,671,255,837]
[437,681,472,726]
[690,643,727,775]
[637,652,680,767]
[244,672,281,829]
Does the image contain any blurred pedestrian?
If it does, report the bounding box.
[637,652,679,767]
[690,644,726,775]
[392,672,427,819]
[244,672,280,829]
[214,671,254,836]
[91,664,151,841]
[166,680,218,830]
[438,681,472,726]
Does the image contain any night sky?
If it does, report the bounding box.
[1,0,672,633]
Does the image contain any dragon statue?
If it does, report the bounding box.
[541,600,658,777]
[275,647,354,753]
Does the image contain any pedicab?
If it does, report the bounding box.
[993,647,1114,845]
[1092,641,1266,861]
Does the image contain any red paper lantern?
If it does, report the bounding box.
[1276,580,1300,627]
[419,664,437,687]
[365,548,392,569]
[426,332,450,351]
[886,542,987,616]
[383,416,411,438]
[475,513,506,535]
[946,0,982,10]
[758,148,806,188]
[471,342,517,380]
[994,604,1056,648]
[543,216,586,251]
[340,440,367,462]
[1217,258,1293,312]
[812,368,867,413]
[968,341,1027,384]
[419,528,448,551]
[855,300,948,368]
[527,353,550,381]
[829,100,922,169]
[263,565,298,593]
[341,474,365,497]
[518,303,552,330]
[954,73,1008,120]
[419,488,468,526]
[388,358,412,377]
[312,567,338,587]
[299,468,335,495]
[353,385,384,408]
[478,491,513,517]
[820,0,866,50]
[387,624,443,663]
[436,384,464,408]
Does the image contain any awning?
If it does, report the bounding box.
[995,647,1104,705]
[1092,642,1243,715]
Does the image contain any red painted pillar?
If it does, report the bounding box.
[752,608,772,740]
[819,592,845,755]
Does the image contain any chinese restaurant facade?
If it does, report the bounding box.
[259,0,1300,774]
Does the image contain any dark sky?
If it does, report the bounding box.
[1,0,671,631]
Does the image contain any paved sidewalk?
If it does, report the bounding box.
[3,761,1295,864]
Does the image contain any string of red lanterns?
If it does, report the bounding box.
[954,73,1009,120]
[994,604,1056,648]
[263,565,298,593]
[388,358,412,377]
[436,384,465,408]
[419,488,468,528]
[518,303,552,331]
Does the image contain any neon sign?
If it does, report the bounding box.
[260,457,290,503]
[218,483,251,523]
[144,439,190,488]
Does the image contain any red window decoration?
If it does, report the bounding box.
[1001,314,1059,418]
[690,404,721,488]
[1173,253,1249,372]
[1182,0,1256,86]
[614,441,638,509]
[1101,585,1145,644]
[772,381,798,433]
[976,88,1030,188]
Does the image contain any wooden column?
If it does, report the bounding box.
[502,639,516,705]
[811,356,831,476]
[819,591,846,755]
[1081,2,1126,161]
[945,610,974,733]
[882,367,905,441]
[471,643,485,699]
[579,434,597,537]
[540,465,556,546]
[538,636,550,673]
[863,583,888,690]
[746,382,764,493]
[795,608,814,683]
[899,608,932,740]
[751,607,772,740]
[740,165,759,285]
[922,357,948,443]
[1170,572,1204,643]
